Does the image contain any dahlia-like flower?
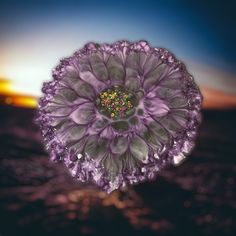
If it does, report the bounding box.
[36,40,202,193]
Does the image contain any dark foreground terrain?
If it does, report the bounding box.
[0,105,236,236]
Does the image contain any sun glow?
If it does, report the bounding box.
[0,79,38,108]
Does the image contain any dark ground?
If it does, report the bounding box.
[0,105,236,236]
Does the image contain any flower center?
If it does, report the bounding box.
[97,86,136,119]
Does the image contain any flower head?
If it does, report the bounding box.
[36,40,202,193]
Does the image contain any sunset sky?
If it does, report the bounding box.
[0,0,235,106]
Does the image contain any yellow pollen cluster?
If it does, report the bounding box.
[99,88,133,119]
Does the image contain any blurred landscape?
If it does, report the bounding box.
[0,101,236,236]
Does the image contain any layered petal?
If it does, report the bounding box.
[107,55,125,86]
[70,102,95,124]
[143,63,169,91]
[110,136,128,154]
[84,135,109,160]
[144,96,169,117]
[129,136,149,163]
[125,76,141,92]
[55,121,87,145]
[89,53,109,82]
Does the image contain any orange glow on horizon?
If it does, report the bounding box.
[0,79,236,110]
[201,87,236,109]
[0,79,38,108]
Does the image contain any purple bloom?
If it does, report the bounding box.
[36,40,202,193]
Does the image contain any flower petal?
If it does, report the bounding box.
[167,67,183,80]
[46,104,72,117]
[60,72,97,100]
[107,55,125,85]
[170,109,188,127]
[148,121,169,142]
[84,135,109,160]
[56,122,87,145]
[111,121,129,132]
[75,54,108,90]
[142,53,162,75]
[126,52,140,71]
[74,80,96,100]
[122,152,138,171]
[168,96,188,108]
[110,136,128,154]
[100,125,114,139]
[89,53,109,82]
[103,153,122,181]
[139,52,149,70]
[52,87,78,104]
[125,76,141,91]
[90,117,108,133]
[144,97,169,117]
[50,117,66,127]
[142,127,162,150]
[154,86,181,99]
[129,136,148,163]
[125,67,139,79]
[65,65,79,78]
[158,115,182,137]
[70,102,95,124]
[159,77,182,89]
[69,137,88,155]
[143,64,169,91]
[79,71,106,92]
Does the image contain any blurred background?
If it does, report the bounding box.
[0,0,236,235]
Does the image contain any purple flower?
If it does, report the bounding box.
[36,40,202,193]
